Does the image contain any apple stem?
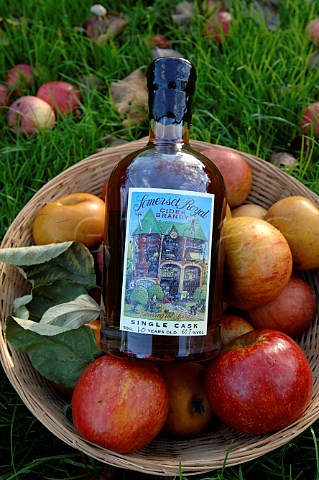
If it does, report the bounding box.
[192,399,206,415]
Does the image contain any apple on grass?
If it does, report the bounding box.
[6,63,34,94]
[71,355,169,453]
[160,362,215,439]
[32,192,105,248]
[36,80,82,115]
[300,102,319,137]
[203,11,232,44]
[307,18,319,45]
[205,329,313,435]
[0,84,11,109]
[7,96,55,136]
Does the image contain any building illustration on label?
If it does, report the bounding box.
[120,188,215,336]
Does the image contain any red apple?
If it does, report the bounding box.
[221,313,254,345]
[203,11,232,44]
[205,329,313,435]
[300,102,319,136]
[36,80,82,115]
[7,95,55,136]
[223,217,292,309]
[0,84,11,109]
[160,362,215,439]
[244,275,317,338]
[71,355,169,453]
[201,147,252,208]
[6,63,34,94]
[307,18,319,45]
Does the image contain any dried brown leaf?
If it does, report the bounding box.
[110,69,148,125]
[172,1,195,25]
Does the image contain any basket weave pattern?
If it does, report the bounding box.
[1,140,319,476]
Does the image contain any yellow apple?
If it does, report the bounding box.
[32,193,105,248]
[160,362,215,439]
[231,203,268,219]
[221,313,254,345]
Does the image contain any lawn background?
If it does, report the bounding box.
[1,0,319,479]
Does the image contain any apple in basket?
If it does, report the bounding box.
[222,217,292,309]
[71,355,169,453]
[201,147,252,208]
[32,192,105,248]
[205,329,313,435]
[159,362,215,439]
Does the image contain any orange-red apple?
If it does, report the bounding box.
[245,275,317,338]
[223,217,292,309]
[201,147,252,208]
[71,355,169,453]
[32,192,105,248]
[205,329,313,435]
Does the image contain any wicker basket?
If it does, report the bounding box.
[1,139,319,477]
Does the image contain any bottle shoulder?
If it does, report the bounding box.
[109,143,225,195]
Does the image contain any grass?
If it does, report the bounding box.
[0,0,319,478]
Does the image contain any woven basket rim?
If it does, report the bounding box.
[1,139,319,476]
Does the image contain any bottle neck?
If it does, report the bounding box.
[148,120,190,145]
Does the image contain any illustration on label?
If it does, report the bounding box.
[120,188,215,336]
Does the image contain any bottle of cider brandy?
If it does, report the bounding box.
[101,57,226,362]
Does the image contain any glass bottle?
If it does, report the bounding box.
[101,57,226,362]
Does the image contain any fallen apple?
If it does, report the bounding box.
[71,355,169,453]
[32,192,105,248]
[223,217,292,309]
[244,275,317,338]
[201,147,252,208]
[0,84,11,109]
[36,80,82,115]
[160,362,215,439]
[221,313,254,345]
[7,95,56,136]
[205,329,313,435]
[203,11,232,44]
[6,63,34,94]
[300,102,319,137]
[307,18,319,45]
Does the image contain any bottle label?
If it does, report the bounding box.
[120,188,215,336]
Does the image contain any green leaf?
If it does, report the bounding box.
[20,242,96,288]
[18,279,90,322]
[5,317,102,389]
[0,242,73,266]
[9,294,100,336]
[40,294,100,328]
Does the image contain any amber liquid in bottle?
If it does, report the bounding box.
[101,57,226,362]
